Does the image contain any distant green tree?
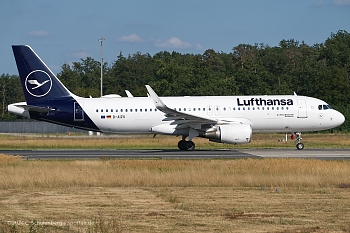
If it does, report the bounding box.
[58,57,101,97]
[0,74,23,120]
[107,52,154,96]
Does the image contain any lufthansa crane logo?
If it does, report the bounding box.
[25,70,52,97]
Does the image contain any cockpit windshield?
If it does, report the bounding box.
[318,104,333,110]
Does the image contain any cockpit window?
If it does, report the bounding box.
[319,104,333,110]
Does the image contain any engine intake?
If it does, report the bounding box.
[203,124,252,144]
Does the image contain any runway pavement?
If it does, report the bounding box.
[1,149,350,160]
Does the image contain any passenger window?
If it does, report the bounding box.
[193,108,196,111]
[101,109,103,112]
[135,109,137,112]
[111,109,113,112]
[318,105,322,110]
[267,107,269,110]
[179,108,181,111]
[96,109,98,112]
[238,107,240,110]
[223,107,226,111]
[203,108,205,111]
[116,109,118,112]
[125,109,128,112]
[184,108,187,111]
[106,109,108,112]
[262,107,264,110]
[248,107,250,110]
[272,107,274,110]
[150,109,152,112]
[120,109,123,112]
[145,109,147,112]
[140,109,142,112]
[130,109,133,112]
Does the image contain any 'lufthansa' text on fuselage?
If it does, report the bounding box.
[237,98,294,106]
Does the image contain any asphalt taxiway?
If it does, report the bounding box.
[1,149,350,160]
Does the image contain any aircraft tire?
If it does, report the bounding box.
[178,140,187,150]
[185,141,195,151]
[296,143,304,150]
[178,140,195,151]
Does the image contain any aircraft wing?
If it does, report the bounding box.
[146,85,218,126]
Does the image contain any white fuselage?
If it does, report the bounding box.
[73,94,344,135]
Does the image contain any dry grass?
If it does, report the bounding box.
[1,154,350,189]
[1,186,350,232]
[0,132,350,149]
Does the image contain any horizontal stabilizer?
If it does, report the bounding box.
[15,104,53,113]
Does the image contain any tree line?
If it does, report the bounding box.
[1,30,349,131]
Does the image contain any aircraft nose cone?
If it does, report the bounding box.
[338,112,345,125]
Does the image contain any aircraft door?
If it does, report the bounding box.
[297,100,307,118]
[74,102,84,121]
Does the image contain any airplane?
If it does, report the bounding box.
[8,45,345,151]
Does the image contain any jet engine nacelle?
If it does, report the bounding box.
[205,124,252,144]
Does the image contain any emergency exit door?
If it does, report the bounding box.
[297,100,307,118]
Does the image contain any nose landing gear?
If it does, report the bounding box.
[295,132,304,150]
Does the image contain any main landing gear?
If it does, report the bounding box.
[178,139,195,151]
[295,132,304,150]
[178,134,195,151]
[178,129,198,151]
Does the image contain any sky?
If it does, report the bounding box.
[1,0,349,75]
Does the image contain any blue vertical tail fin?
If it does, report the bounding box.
[12,45,72,105]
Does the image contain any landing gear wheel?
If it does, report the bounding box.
[296,143,304,150]
[178,140,195,151]
[178,140,187,150]
[294,132,304,150]
[185,141,195,151]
